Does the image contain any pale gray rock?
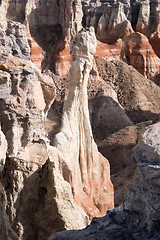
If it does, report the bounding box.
[82,0,160,43]
[0,127,7,174]
[25,0,83,43]
[0,27,111,240]
[124,122,160,232]
[0,21,30,60]
[0,52,57,239]
[136,0,150,35]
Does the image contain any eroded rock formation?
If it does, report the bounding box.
[82,0,160,82]
[0,0,83,75]
[92,56,160,206]
[54,28,114,218]
[121,32,160,83]
[49,122,160,240]
[0,20,114,239]
[0,1,160,239]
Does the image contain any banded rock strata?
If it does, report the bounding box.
[0,1,160,239]
[1,0,160,81]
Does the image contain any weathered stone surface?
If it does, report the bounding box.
[28,34,44,69]
[0,1,160,239]
[0,20,30,60]
[95,2,134,43]
[91,89,133,141]
[0,46,57,239]
[1,0,159,79]
[124,122,160,231]
[0,55,87,239]
[95,39,122,61]
[54,28,114,218]
[136,122,160,162]
[25,0,83,75]
[121,32,160,83]
[0,183,18,240]
[0,21,115,239]
[0,0,83,76]
[0,127,7,174]
[136,0,150,36]
[92,57,160,207]
[82,0,160,83]
[49,122,160,240]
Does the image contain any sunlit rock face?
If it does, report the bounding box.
[2,0,159,80]
[121,32,160,83]
[0,127,7,174]
[49,122,160,240]
[54,28,114,219]
[82,0,160,83]
[0,1,160,239]
[0,0,83,75]
[0,20,114,239]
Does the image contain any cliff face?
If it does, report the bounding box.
[82,0,160,82]
[1,0,159,80]
[0,0,82,76]
[0,19,114,239]
[0,1,160,239]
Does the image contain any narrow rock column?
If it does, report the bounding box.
[54,28,114,218]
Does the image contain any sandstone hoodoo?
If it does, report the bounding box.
[54,28,114,219]
[0,1,160,239]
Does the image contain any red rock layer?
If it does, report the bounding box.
[26,27,44,69]
[121,32,160,80]
[52,39,123,77]
[95,39,122,60]
[53,45,71,77]
[149,31,160,58]
[28,36,44,69]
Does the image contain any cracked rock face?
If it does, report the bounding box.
[0,22,114,239]
[0,54,56,239]
[49,122,160,240]
[82,0,160,82]
[124,122,160,232]
[0,1,160,239]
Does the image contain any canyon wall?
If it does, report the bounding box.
[0,18,114,239]
[82,0,160,82]
[1,0,160,80]
[0,0,160,239]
